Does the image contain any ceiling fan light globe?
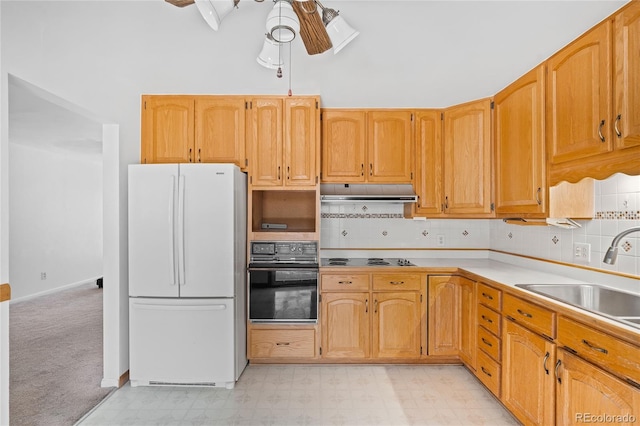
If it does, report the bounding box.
[256,36,283,69]
[266,1,300,43]
[195,0,237,31]
[326,15,359,54]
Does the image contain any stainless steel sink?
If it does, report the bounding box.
[515,284,640,327]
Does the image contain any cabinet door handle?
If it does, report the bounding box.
[535,187,542,205]
[444,196,449,210]
[287,166,290,180]
[481,292,493,300]
[614,114,622,138]
[198,148,201,163]
[365,299,368,313]
[189,148,192,163]
[481,315,493,324]
[374,299,378,314]
[543,351,550,375]
[517,309,533,318]
[389,281,404,285]
[338,281,352,285]
[481,367,492,378]
[582,339,608,354]
[369,163,373,176]
[555,359,562,384]
[598,119,606,142]
[481,337,492,347]
[361,164,364,176]
[277,166,281,181]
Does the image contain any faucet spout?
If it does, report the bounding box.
[603,226,640,265]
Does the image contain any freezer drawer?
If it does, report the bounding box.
[129,298,237,388]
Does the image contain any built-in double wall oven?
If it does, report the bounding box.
[248,241,318,323]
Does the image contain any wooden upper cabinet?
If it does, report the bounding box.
[141,95,194,164]
[320,109,413,183]
[414,110,443,215]
[248,96,319,188]
[367,111,414,182]
[195,97,246,166]
[285,97,319,186]
[614,1,640,150]
[321,110,367,182]
[443,99,493,216]
[494,66,546,217]
[547,21,613,165]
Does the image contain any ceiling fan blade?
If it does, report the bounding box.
[165,0,195,7]
[292,0,332,55]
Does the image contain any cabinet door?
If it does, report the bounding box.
[614,2,640,150]
[372,292,421,359]
[459,277,476,369]
[494,66,546,216]
[556,349,640,425]
[443,99,493,215]
[414,110,443,215]
[321,292,370,359]
[547,21,613,164]
[284,97,318,186]
[502,319,556,426]
[321,110,367,182]
[367,111,414,183]
[141,95,194,164]
[248,98,283,186]
[195,97,246,167]
[428,276,458,356]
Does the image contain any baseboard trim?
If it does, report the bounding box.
[10,277,102,304]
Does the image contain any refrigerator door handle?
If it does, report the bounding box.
[170,175,177,286]
[177,174,186,287]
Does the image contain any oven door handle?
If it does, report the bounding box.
[248,267,319,272]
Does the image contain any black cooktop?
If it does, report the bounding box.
[321,257,415,267]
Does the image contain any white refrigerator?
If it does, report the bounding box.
[128,163,247,388]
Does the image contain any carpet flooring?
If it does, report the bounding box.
[10,283,113,426]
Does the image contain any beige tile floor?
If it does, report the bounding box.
[78,364,519,426]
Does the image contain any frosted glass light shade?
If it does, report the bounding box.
[326,15,359,54]
[195,0,236,31]
[256,36,283,69]
[266,1,299,43]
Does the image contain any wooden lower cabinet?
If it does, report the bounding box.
[556,349,640,425]
[372,292,421,359]
[502,319,556,425]
[459,277,477,369]
[249,326,318,359]
[428,276,459,356]
[321,292,370,359]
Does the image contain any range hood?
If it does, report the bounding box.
[320,184,418,203]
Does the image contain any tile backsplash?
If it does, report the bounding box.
[320,173,640,277]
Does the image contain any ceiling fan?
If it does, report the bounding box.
[165,0,359,57]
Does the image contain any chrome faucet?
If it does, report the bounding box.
[603,226,640,264]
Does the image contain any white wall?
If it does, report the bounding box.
[8,143,102,300]
[0,0,630,388]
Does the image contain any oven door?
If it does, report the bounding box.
[248,265,318,323]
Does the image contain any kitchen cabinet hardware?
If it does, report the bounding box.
[276,342,290,346]
[481,367,492,377]
[581,339,608,354]
[369,163,373,176]
[287,166,290,180]
[360,164,364,176]
[481,315,493,324]
[517,309,533,318]
[555,359,562,384]
[535,187,542,205]
[189,148,192,162]
[338,281,353,285]
[543,351,550,374]
[389,281,404,285]
[481,292,494,300]
[614,114,622,138]
[197,148,201,163]
[374,299,378,314]
[598,119,606,142]
[365,298,368,313]
[277,166,281,181]
[481,337,493,347]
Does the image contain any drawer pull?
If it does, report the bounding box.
[481,367,492,377]
[582,339,608,355]
[543,351,550,375]
[389,281,405,285]
[481,337,493,347]
[276,342,290,346]
[481,315,493,324]
[481,292,494,300]
[338,281,353,285]
[517,309,533,318]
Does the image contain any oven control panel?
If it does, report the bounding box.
[250,241,318,264]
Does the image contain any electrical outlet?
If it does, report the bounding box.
[40,272,47,280]
[573,243,591,263]
[437,235,445,247]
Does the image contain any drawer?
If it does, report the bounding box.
[250,329,316,359]
[477,282,502,311]
[503,293,556,339]
[321,274,370,291]
[477,304,501,336]
[478,325,501,362]
[475,349,501,398]
[558,316,640,384]
[372,274,422,291]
